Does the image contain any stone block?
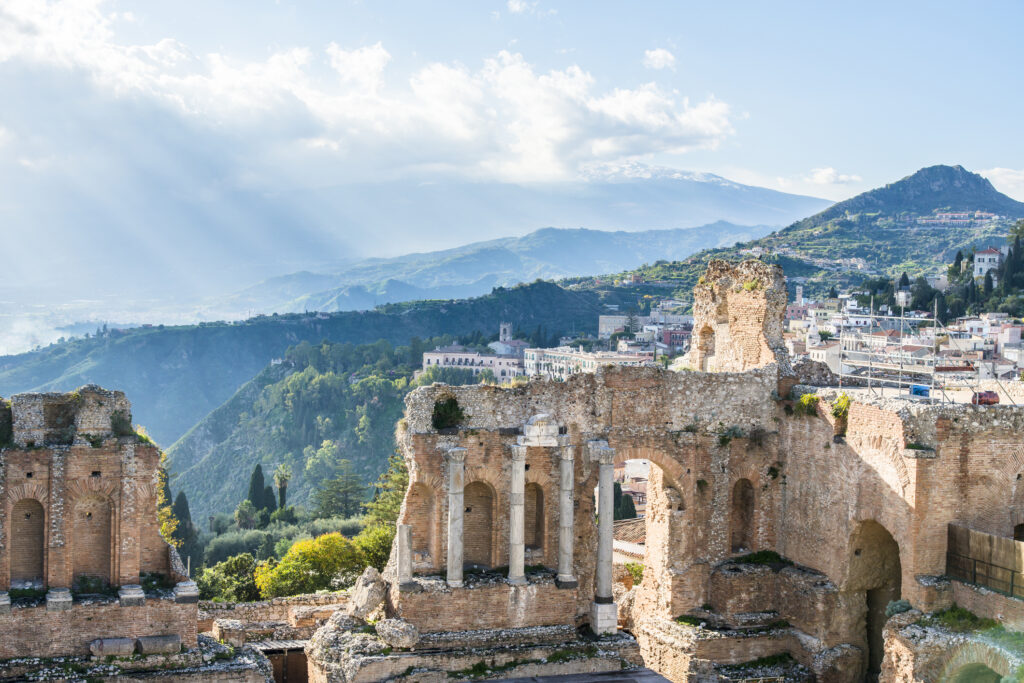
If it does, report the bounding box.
[0,592,9,615]
[347,567,385,619]
[90,637,136,657]
[46,588,73,612]
[119,584,146,607]
[591,601,618,635]
[136,634,182,655]
[375,618,419,648]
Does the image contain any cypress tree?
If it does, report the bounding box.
[984,271,994,297]
[263,485,277,512]
[247,464,266,508]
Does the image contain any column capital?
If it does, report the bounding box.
[559,444,575,461]
[509,444,528,461]
[587,440,615,465]
[444,446,467,464]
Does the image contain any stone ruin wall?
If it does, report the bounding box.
[0,385,198,660]
[379,259,1024,682]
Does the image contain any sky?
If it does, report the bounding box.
[1,0,1023,302]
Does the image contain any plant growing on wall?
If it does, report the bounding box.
[830,393,851,420]
[792,393,820,417]
[431,397,465,430]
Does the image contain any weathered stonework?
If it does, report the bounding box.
[302,259,1024,683]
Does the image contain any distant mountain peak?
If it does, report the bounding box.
[794,164,1024,230]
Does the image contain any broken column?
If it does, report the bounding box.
[556,438,577,588]
[589,440,617,634]
[446,446,467,588]
[508,444,527,585]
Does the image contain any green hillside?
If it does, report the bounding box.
[167,337,482,521]
[0,281,611,446]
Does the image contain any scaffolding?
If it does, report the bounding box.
[836,300,1017,405]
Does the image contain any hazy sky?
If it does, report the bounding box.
[1,0,1022,291]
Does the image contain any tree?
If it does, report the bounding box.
[247,464,267,510]
[254,532,362,597]
[984,271,994,297]
[353,525,394,571]
[234,499,257,530]
[157,452,178,546]
[953,250,963,273]
[827,286,838,298]
[898,272,910,289]
[619,493,637,519]
[313,460,365,518]
[171,491,200,569]
[196,553,261,602]
[818,330,833,342]
[263,485,277,513]
[364,451,409,527]
[274,464,293,509]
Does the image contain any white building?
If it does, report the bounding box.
[974,247,1004,279]
[422,346,524,379]
[524,346,654,380]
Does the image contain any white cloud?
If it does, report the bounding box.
[643,48,675,71]
[805,167,862,185]
[0,0,732,184]
[981,168,1024,202]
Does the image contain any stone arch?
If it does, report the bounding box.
[72,493,113,587]
[407,482,435,561]
[464,481,495,569]
[730,479,755,552]
[524,482,544,551]
[937,641,1016,682]
[11,498,45,585]
[846,520,902,679]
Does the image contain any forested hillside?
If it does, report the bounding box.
[0,281,609,445]
[168,337,488,521]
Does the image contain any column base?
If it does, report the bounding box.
[399,581,421,593]
[507,576,528,586]
[590,601,618,635]
[447,580,464,588]
[555,576,578,589]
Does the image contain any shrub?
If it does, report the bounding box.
[255,532,362,597]
[733,550,792,566]
[830,393,851,420]
[742,279,761,292]
[624,562,644,585]
[353,524,395,573]
[793,393,820,417]
[196,553,261,602]
[431,397,465,430]
[110,410,134,437]
[885,599,911,618]
[717,425,744,447]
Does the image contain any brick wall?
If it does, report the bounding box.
[0,598,196,658]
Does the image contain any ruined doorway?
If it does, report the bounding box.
[948,663,1001,683]
[847,520,901,681]
[464,481,494,568]
[1015,523,1024,542]
[524,483,544,551]
[73,494,112,587]
[730,479,754,552]
[11,499,45,585]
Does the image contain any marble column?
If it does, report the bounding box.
[508,444,527,585]
[589,440,617,634]
[397,523,414,588]
[556,439,577,588]
[446,447,467,588]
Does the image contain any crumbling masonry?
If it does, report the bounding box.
[306,259,1024,683]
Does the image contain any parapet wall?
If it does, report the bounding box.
[7,385,132,448]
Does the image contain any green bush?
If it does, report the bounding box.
[624,562,644,585]
[885,599,911,618]
[431,397,465,430]
[793,393,820,417]
[733,550,793,566]
[255,532,362,597]
[830,393,851,420]
[196,553,261,602]
[353,524,395,572]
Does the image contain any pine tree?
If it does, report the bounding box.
[247,464,266,508]
[364,451,409,527]
[313,460,365,518]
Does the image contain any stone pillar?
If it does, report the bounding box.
[556,439,577,588]
[589,440,617,634]
[173,581,199,604]
[508,445,527,585]
[446,447,467,588]
[397,523,414,588]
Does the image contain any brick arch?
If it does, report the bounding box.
[7,482,48,506]
[936,641,1016,682]
[607,443,685,492]
[66,478,118,502]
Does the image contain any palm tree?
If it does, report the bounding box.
[274,463,293,509]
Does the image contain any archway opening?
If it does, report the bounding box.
[73,494,112,589]
[464,481,494,569]
[1015,523,1024,542]
[730,479,755,553]
[697,326,715,372]
[11,498,45,586]
[407,483,434,565]
[848,520,902,681]
[524,483,544,551]
[948,663,1002,683]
